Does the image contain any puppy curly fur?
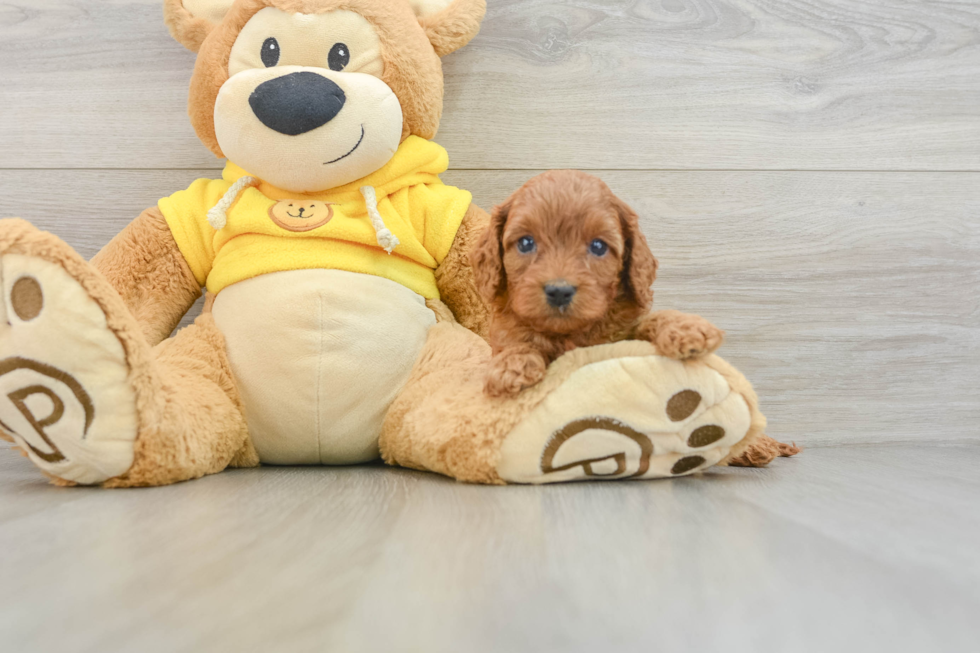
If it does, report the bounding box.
[473,170,725,397]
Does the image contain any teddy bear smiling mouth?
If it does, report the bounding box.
[324,124,365,165]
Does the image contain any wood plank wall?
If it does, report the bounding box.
[1,0,978,446]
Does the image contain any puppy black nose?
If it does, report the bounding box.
[249,72,346,136]
[544,283,577,309]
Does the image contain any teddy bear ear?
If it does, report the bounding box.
[163,0,236,52]
[410,0,486,57]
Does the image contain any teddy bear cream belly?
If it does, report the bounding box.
[211,269,436,465]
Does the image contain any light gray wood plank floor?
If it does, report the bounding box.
[1,443,978,652]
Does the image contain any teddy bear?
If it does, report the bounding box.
[0,0,791,488]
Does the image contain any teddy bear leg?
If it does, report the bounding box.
[380,319,501,482]
[381,319,767,484]
[0,219,252,487]
[104,311,256,488]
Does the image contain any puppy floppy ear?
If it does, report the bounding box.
[411,0,487,57]
[614,196,658,310]
[471,198,511,304]
[163,0,235,52]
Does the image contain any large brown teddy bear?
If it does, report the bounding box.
[0,0,787,487]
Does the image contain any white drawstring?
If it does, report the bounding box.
[360,185,400,254]
[207,176,258,229]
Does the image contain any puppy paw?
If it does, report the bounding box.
[485,348,548,397]
[727,434,801,467]
[639,311,724,360]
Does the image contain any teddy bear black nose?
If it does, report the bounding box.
[249,72,346,136]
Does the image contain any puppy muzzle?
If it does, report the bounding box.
[544,282,577,310]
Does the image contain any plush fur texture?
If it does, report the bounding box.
[164,0,217,52]
[475,171,723,396]
[0,0,786,487]
[727,434,801,467]
[167,0,485,56]
[90,207,202,346]
[704,354,771,467]
[380,317,769,482]
[418,0,486,57]
[110,310,258,488]
[0,215,781,485]
[434,202,491,338]
[176,0,483,156]
[634,309,726,360]
[0,219,256,487]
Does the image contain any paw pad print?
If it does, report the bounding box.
[497,354,753,484]
[0,244,139,485]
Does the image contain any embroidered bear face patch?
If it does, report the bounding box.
[268,200,334,232]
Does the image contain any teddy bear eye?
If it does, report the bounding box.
[589,239,609,256]
[261,37,280,67]
[517,236,536,254]
[328,43,350,71]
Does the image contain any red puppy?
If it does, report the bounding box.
[473,170,725,397]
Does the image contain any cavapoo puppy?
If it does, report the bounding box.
[473,170,725,397]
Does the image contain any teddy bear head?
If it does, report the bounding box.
[164,0,485,193]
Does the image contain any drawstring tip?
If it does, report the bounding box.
[207,175,257,231]
[206,208,227,230]
[376,230,400,254]
[360,185,400,254]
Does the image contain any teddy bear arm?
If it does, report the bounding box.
[90,207,202,346]
[434,202,491,339]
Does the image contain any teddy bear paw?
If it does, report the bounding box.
[0,220,138,485]
[495,350,753,484]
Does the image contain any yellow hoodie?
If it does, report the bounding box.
[158,136,472,299]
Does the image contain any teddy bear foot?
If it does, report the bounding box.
[495,347,754,483]
[0,219,139,485]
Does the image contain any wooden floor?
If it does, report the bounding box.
[2,444,979,652]
[1,0,979,650]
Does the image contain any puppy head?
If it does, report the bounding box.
[163,0,485,193]
[474,170,658,335]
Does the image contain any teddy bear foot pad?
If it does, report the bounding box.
[496,353,752,483]
[0,228,138,484]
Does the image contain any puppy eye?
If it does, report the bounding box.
[328,43,350,71]
[261,37,280,67]
[589,239,609,256]
[516,236,536,254]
